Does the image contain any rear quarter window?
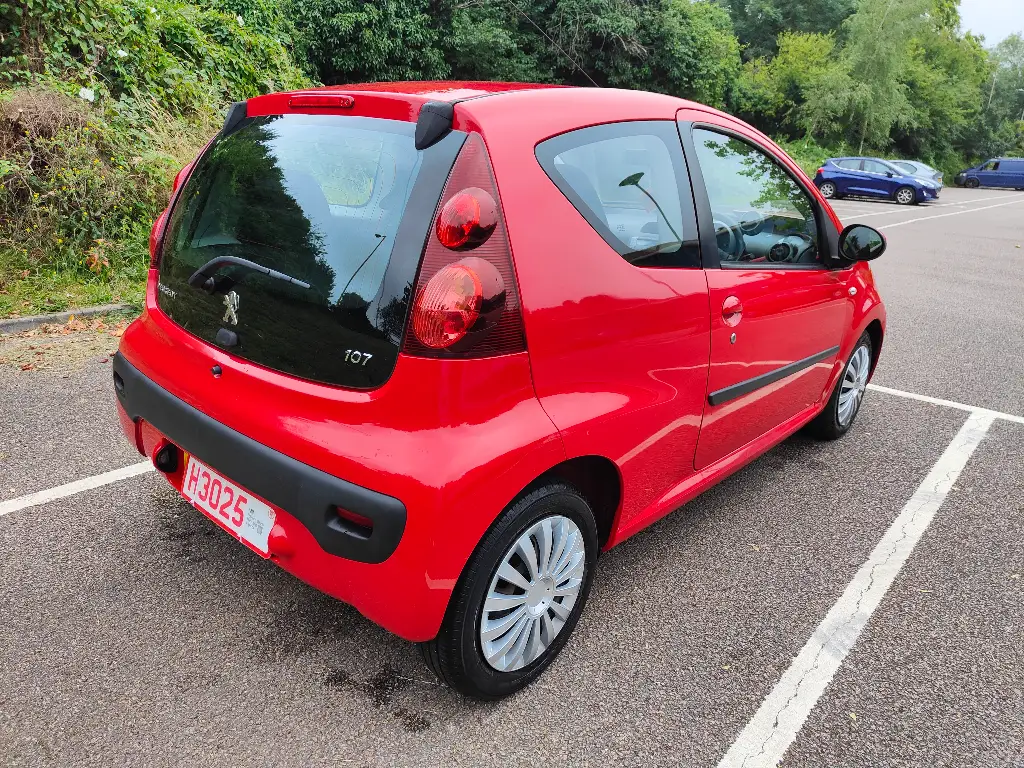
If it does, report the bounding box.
[535,121,701,268]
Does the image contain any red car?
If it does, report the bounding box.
[114,82,886,699]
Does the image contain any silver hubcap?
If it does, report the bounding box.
[838,345,870,426]
[821,183,835,197]
[480,515,586,672]
[897,189,913,204]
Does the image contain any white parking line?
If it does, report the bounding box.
[0,461,153,518]
[717,410,996,768]
[867,383,1024,425]
[877,198,1024,230]
[833,194,1022,219]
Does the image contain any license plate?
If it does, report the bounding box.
[182,456,276,555]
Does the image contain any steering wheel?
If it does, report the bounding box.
[787,232,816,263]
[739,209,765,236]
[712,212,745,261]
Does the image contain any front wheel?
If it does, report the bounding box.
[894,186,917,205]
[806,333,872,440]
[420,482,598,699]
[965,178,980,189]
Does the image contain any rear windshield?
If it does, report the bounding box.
[157,114,430,388]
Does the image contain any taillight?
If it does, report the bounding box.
[149,209,168,269]
[436,188,497,249]
[404,133,525,357]
[816,167,825,176]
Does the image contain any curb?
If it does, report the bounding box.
[0,303,133,334]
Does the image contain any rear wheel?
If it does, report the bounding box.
[894,186,917,205]
[965,178,980,189]
[420,482,598,699]
[818,181,838,199]
[806,333,872,440]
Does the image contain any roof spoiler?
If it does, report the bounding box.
[415,101,454,150]
[222,101,247,136]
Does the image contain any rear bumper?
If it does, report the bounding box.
[113,352,406,564]
[112,296,566,641]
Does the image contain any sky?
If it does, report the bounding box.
[959,0,1024,45]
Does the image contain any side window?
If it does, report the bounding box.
[982,160,999,171]
[863,160,890,175]
[837,159,862,170]
[536,121,700,268]
[691,128,822,268]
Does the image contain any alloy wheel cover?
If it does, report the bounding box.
[479,514,586,672]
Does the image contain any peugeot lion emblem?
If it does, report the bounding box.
[223,291,240,325]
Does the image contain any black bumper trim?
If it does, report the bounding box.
[113,353,406,563]
[707,346,841,406]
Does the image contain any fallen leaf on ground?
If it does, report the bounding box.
[20,363,33,371]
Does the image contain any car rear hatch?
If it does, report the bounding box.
[154,101,463,389]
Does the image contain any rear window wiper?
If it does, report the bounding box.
[187,255,311,292]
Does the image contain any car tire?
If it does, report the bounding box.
[819,181,838,199]
[965,178,980,189]
[806,332,872,441]
[894,186,917,205]
[420,482,599,700]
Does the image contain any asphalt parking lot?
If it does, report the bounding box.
[1,186,1022,767]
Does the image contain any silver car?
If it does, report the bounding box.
[892,160,944,188]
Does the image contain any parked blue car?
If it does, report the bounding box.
[814,157,940,205]
[955,158,1024,190]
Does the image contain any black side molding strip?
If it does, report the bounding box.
[708,346,841,406]
[112,353,406,564]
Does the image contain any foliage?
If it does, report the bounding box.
[0,0,309,316]
[715,0,856,60]
[286,0,448,85]
[731,31,836,136]
[287,0,740,107]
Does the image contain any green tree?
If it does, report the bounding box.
[285,0,448,84]
[731,31,836,136]
[717,0,855,60]
[801,0,931,153]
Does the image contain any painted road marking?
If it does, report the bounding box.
[0,461,153,518]
[877,197,1024,230]
[833,194,1022,219]
[868,383,1024,425]
[716,411,996,768]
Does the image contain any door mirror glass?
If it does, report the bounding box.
[839,224,886,261]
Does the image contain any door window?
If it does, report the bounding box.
[982,160,1000,171]
[536,121,700,268]
[691,128,822,268]
[862,160,891,175]
[837,159,862,170]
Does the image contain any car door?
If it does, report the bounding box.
[679,115,849,470]
[529,119,711,533]
[861,159,897,197]
[834,159,867,195]
[977,160,1001,187]
[998,159,1023,188]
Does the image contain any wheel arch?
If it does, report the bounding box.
[526,455,623,550]
[865,318,884,376]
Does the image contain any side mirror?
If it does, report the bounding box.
[839,224,886,262]
[886,171,895,178]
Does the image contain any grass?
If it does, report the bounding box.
[0,268,145,317]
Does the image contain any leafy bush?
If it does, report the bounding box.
[0,0,310,316]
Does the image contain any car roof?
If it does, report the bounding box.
[302,80,568,102]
